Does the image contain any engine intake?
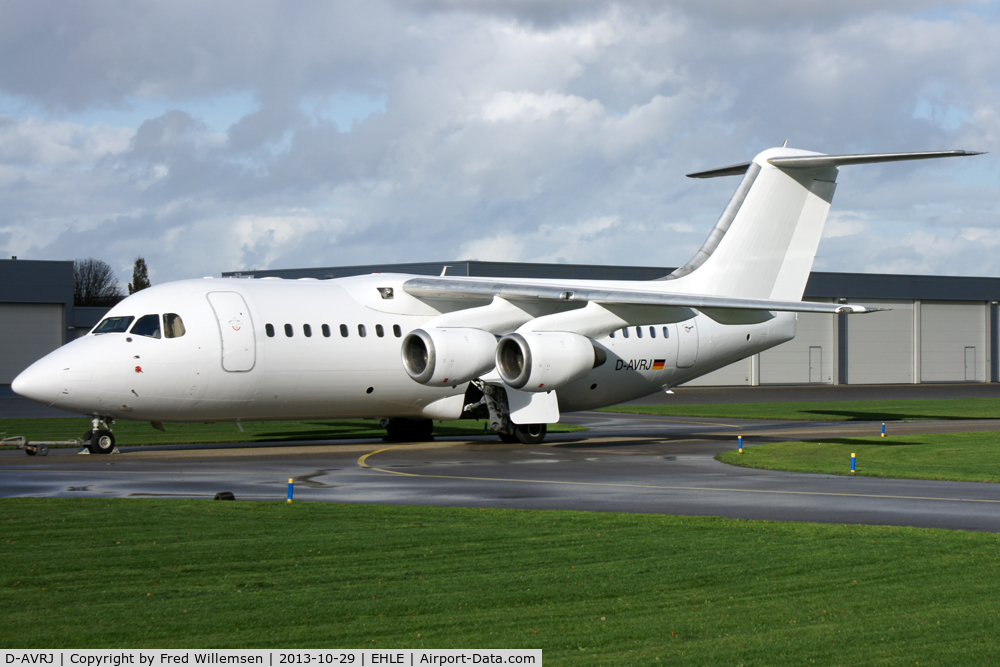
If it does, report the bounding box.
[401,328,498,385]
[496,332,603,392]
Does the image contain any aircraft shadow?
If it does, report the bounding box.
[801,409,976,422]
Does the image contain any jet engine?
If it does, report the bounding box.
[401,328,498,385]
[495,332,605,392]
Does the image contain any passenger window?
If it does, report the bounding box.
[393,324,402,338]
[376,324,384,338]
[303,324,312,337]
[265,324,275,338]
[340,324,349,337]
[649,326,656,338]
[284,324,293,337]
[130,314,161,339]
[93,316,134,334]
[662,326,670,338]
[322,324,331,338]
[164,313,186,338]
[358,324,367,338]
[609,331,615,339]
[636,327,642,339]
[622,328,629,339]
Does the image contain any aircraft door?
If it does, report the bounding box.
[676,320,698,368]
[207,292,256,372]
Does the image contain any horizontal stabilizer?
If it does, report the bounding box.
[686,162,753,179]
[769,150,984,169]
[687,149,984,178]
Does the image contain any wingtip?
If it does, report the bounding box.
[837,305,888,314]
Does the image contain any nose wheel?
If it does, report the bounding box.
[85,417,117,454]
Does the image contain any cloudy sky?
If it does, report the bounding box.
[1,1,998,286]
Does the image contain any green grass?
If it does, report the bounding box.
[0,418,584,448]
[601,397,1000,422]
[718,431,1000,483]
[2,499,1000,664]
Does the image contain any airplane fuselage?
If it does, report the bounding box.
[14,273,795,424]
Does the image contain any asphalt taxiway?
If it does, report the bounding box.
[3,409,1000,532]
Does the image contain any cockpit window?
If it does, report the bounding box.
[163,313,186,338]
[92,316,135,334]
[130,314,161,339]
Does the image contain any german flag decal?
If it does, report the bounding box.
[652,359,665,370]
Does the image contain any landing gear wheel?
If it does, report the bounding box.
[514,424,546,445]
[86,429,116,454]
[497,431,518,444]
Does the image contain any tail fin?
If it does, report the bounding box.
[664,147,982,301]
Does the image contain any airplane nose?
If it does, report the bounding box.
[12,356,62,405]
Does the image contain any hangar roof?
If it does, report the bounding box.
[0,258,74,304]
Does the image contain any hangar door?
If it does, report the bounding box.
[760,307,835,384]
[0,303,63,384]
[921,302,985,382]
[847,300,913,384]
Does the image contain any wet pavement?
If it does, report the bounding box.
[3,410,1000,532]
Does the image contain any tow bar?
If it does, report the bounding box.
[1,434,83,456]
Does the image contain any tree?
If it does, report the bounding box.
[74,258,125,307]
[128,257,151,294]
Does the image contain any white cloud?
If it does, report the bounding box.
[480,91,604,123]
[0,116,133,166]
[457,233,526,262]
[822,212,869,239]
[232,212,348,269]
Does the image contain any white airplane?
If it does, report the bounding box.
[12,146,982,452]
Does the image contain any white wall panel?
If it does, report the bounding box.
[0,303,63,384]
[847,300,913,384]
[920,301,986,382]
[682,357,752,386]
[760,306,836,384]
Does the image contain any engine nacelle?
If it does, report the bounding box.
[401,328,498,386]
[496,332,603,392]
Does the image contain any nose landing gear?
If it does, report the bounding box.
[84,417,117,454]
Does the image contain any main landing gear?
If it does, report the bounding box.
[84,416,116,454]
[467,381,548,445]
[496,423,547,445]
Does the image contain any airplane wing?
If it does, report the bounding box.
[402,276,876,323]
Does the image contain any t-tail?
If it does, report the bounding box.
[663,147,983,301]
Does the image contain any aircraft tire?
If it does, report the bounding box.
[86,429,116,454]
[514,424,546,445]
[497,431,519,443]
